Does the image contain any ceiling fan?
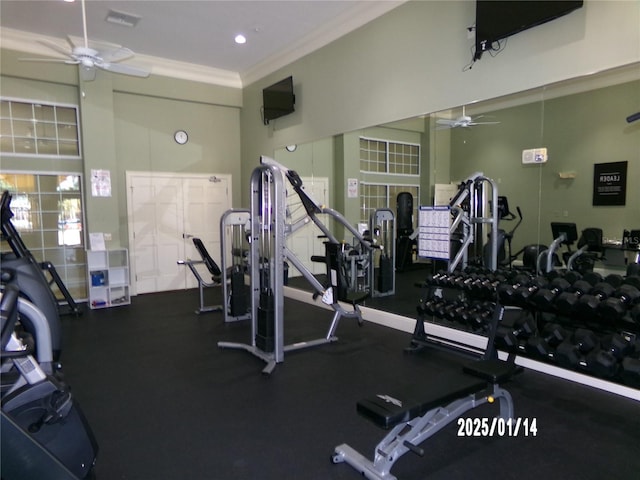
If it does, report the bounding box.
[436,105,500,129]
[20,0,150,81]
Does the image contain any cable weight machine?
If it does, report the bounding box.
[448,172,499,272]
[218,157,371,374]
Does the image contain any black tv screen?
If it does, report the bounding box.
[263,76,295,125]
[474,1,583,60]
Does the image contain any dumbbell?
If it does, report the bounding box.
[496,274,533,305]
[582,271,604,286]
[465,302,495,331]
[443,301,472,324]
[589,333,635,378]
[529,277,571,312]
[573,282,616,320]
[495,314,536,351]
[467,273,506,297]
[621,356,640,389]
[525,322,567,358]
[435,300,464,321]
[562,270,583,284]
[511,276,549,308]
[598,284,640,321]
[417,297,445,316]
[631,304,640,325]
[423,271,449,287]
[555,328,598,369]
[553,280,594,316]
[604,274,625,288]
[624,275,640,290]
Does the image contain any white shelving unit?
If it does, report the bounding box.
[87,249,130,309]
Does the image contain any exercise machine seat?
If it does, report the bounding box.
[192,238,222,278]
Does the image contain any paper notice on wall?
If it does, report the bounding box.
[91,169,112,197]
[89,232,106,251]
[347,178,358,198]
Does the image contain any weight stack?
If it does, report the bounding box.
[229,266,247,317]
[256,288,275,352]
[377,255,393,293]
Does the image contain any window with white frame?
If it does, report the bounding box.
[1,98,80,158]
[360,137,420,175]
[360,183,420,230]
[0,173,87,300]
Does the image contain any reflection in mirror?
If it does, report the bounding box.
[279,63,639,320]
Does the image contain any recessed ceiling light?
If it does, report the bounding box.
[234,34,247,45]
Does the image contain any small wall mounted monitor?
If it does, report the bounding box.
[474,1,583,60]
[551,222,578,245]
[263,76,295,125]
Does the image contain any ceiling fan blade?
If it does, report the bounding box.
[37,39,73,58]
[101,47,135,63]
[19,57,77,64]
[468,121,501,126]
[97,62,150,78]
[436,119,456,126]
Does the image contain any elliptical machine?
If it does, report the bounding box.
[483,196,523,269]
[1,285,98,480]
[1,191,63,361]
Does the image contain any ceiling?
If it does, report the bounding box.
[1,0,403,87]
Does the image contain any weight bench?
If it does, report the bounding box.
[332,305,522,480]
[177,238,223,314]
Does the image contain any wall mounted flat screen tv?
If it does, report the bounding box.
[474,1,583,60]
[263,76,295,125]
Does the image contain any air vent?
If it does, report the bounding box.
[105,9,141,28]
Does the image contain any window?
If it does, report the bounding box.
[1,98,80,158]
[360,137,420,176]
[0,173,87,300]
[360,183,419,230]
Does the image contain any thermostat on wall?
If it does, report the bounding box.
[522,147,548,164]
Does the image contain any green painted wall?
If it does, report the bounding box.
[1,47,242,250]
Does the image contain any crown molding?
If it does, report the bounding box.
[1,27,242,88]
[2,2,405,89]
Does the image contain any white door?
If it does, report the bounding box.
[127,172,231,294]
[286,177,329,276]
[182,177,229,288]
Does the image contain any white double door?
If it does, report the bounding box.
[126,172,231,295]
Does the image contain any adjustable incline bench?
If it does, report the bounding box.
[177,238,223,314]
[332,304,522,480]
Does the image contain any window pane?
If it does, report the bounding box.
[33,104,55,122]
[37,139,58,155]
[14,138,36,154]
[36,122,57,138]
[1,100,10,116]
[11,102,32,119]
[57,124,77,141]
[12,119,34,137]
[55,107,77,124]
[58,140,79,156]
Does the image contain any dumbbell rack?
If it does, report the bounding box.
[408,268,640,391]
[494,269,640,390]
[407,269,513,358]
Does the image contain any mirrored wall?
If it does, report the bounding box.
[276,63,639,300]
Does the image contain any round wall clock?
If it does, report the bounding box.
[174,130,189,145]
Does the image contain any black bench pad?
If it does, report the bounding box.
[463,359,522,384]
[357,372,486,429]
